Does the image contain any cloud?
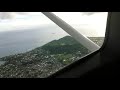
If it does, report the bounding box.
[0,12,106,20]
[0,12,14,19]
[15,12,29,15]
[0,12,29,20]
[81,12,103,16]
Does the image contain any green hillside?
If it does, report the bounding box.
[0,36,103,78]
[41,36,90,55]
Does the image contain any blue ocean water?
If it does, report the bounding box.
[0,27,68,58]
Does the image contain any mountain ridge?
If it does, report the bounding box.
[0,36,104,78]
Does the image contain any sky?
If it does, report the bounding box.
[0,12,108,37]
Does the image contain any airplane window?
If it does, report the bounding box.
[0,12,108,78]
[52,12,108,47]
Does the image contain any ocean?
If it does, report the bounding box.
[0,27,69,58]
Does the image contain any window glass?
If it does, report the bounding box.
[0,12,108,78]
[52,12,108,47]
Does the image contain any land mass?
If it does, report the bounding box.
[0,36,104,78]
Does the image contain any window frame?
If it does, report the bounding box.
[46,12,109,78]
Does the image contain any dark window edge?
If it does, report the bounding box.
[47,12,110,78]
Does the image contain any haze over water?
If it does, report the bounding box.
[0,12,107,58]
[0,27,69,58]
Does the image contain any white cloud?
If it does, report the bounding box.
[0,12,108,37]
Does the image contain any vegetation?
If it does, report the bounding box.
[0,36,104,78]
